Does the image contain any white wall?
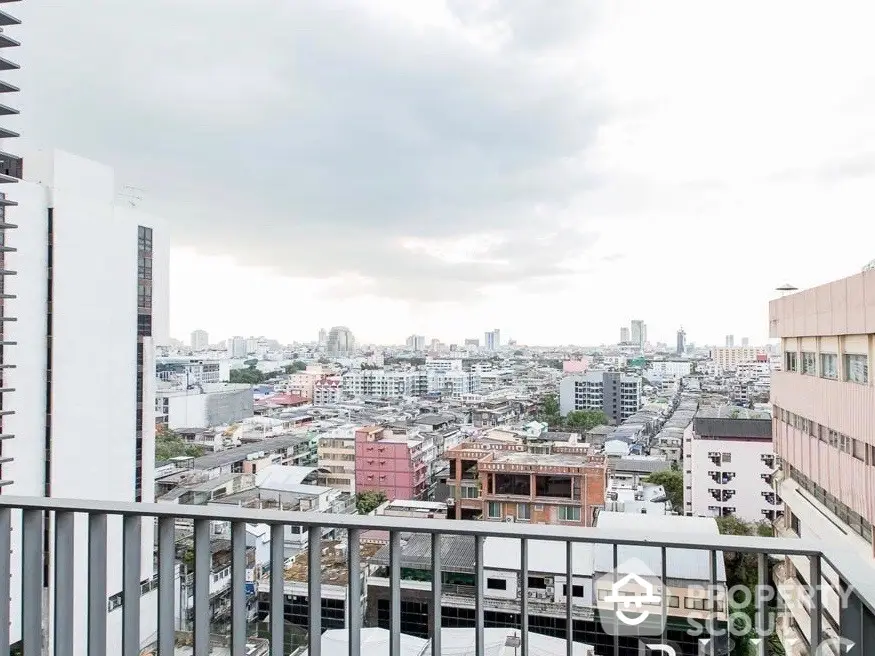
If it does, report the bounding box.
[166,393,208,429]
[4,149,167,654]
[689,435,781,522]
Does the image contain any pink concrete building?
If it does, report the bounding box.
[354,426,427,501]
[769,269,875,651]
[562,357,592,373]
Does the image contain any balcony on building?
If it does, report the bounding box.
[0,495,873,656]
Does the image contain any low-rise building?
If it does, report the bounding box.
[442,441,607,526]
[559,371,642,425]
[355,426,429,500]
[683,406,782,522]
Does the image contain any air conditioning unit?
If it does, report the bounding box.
[546,586,554,595]
[505,516,515,523]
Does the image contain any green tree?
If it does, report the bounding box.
[155,426,204,461]
[355,490,387,514]
[643,470,683,510]
[542,394,560,417]
[229,365,266,385]
[564,410,610,432]
[283,360,307,374]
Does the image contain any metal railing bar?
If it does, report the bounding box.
[53,511,74,656]
[157,516,175,656]
[87,513,107,656]
[193,518,210,656]
[430,533,441,656]
[231,522,246,656]
[348,528,362,656]
[0,495,822,554]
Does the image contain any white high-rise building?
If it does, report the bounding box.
[406,334,425,351]
[190,328,209,351]
[4,148,169,653]
[483,329,501,350]
[630,320,646,348]
[228,335,246,357]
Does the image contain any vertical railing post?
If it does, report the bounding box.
[157,516,175,656]
[347,528,361,656]
[389,531,401,656]
[231,521,247,656]
[0,508,9,656]
[53,512,75,656]
[756,553,767,656]
[565,540,573,656]
[520,539,528,656]
[709,549,718,656]
[431,533,441,656]
[122,516,142,656]
[307,526,322,656]
[193,518,210,656]
[475,534,484,656]
[21,509,42,656]
[87,514,107,656]
[612,543,619,656]
[810,554,822,654]
[270,523,284,656]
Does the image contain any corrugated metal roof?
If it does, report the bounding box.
[368,532,475,572]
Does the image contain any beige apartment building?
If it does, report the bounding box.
[317,427,356,493]
[709,345,768,371]
[769,269,875,654]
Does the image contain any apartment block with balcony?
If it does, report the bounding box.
[317,427,356,493]
[682,406,783,522]
[354,426,429,500]
[559,371,642,425]
[769,269,875,654]
[442,441,607,526]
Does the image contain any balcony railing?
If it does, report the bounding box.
[0,495,873,656]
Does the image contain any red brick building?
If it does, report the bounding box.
[443,441,607,526]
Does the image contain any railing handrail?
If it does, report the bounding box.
[0,494,819,553]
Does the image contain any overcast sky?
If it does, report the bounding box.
[13,1,875,346]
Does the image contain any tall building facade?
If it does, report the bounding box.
[326,325,354,355]
[676,327,686,355]
[769,270,875,653]
[318,327,327,346]
[0,4,20,493]
[630,320,646,348]
[5,148,169,652]
[227,335,245,357]
[558,371,642,425]
[484,329,501,350]
[405,334,425,351]
[190,328,208,351]
[709,346,767,372]
[620,326,630,343]
[725,334,735,347]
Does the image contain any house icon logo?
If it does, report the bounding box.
[596,557,666,637]
[604,572,661,626]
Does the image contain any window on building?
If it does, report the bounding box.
[528,576,547,589]
[487,502,501,518]
[668,595,680,608]
[722,452,732,463]
[562,584,585,598]
[487,578,507,591]
[801,352,817,375]
[684,598,707,610]
[517,503,531,521]
[785,351,798,372]
[845,354,869,384]
[821,353,838,379]
[558,506,581,522]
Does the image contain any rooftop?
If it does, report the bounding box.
[284,541,383,586]
[490,452,603,468]
[190,434,310,470]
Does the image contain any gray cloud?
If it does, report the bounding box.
[16,0,607,300]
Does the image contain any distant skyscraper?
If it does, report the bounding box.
[326,326,355,355]
[741,337,749,347]
[406,334,426,351]
[676,327,686,355]
[190,329,209,351]
[725,334,735,348]
[630,320,646,348]
[228,336,246,358]
[318,327,327,345]
[620,327,630,343]
[484,329,501,350]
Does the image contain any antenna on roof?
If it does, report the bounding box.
[775,283,797,297]
[118,185,145,208]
